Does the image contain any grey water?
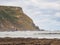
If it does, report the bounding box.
[0,31,60,39]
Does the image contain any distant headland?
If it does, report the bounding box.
[0,6,40,31]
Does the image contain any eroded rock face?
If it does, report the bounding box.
[0,6,40,31]
[0,38,60,45]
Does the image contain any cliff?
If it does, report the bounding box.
[0,6,39,31]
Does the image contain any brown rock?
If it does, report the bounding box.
[0,6,40,31]
[51,40,60,45]
[0,38,60,45]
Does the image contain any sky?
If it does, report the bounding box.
[0,0,60,31]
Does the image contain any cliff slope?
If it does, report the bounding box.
[0,6,39,31]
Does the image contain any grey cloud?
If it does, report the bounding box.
[40,0,60,2]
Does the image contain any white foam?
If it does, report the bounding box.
[0,31,60,39]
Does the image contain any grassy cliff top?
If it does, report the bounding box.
[0,6,40,31]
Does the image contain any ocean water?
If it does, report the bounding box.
[0,31,60,39]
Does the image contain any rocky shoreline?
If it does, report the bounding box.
[0,38,60,45]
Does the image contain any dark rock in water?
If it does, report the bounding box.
[0,6,40,31]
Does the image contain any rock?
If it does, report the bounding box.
[0,38,60,45]
[0,6,40,31]
[51,39,60,45]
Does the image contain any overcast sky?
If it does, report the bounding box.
[0,0,60,30]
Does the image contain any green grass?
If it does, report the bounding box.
[0,9,18,23]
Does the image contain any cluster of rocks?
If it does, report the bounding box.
[0,38,60,45]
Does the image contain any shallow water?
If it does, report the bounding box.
[0,31,60,39]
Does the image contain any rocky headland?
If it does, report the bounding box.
[0,6,40,31]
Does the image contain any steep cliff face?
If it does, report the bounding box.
[0,6,39,31]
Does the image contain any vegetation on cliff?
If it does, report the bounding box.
[0,6,39,31]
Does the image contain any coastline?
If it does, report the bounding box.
[0,38,60,45]
[0,31,60,39]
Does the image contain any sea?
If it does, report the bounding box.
[0,31,60,39]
